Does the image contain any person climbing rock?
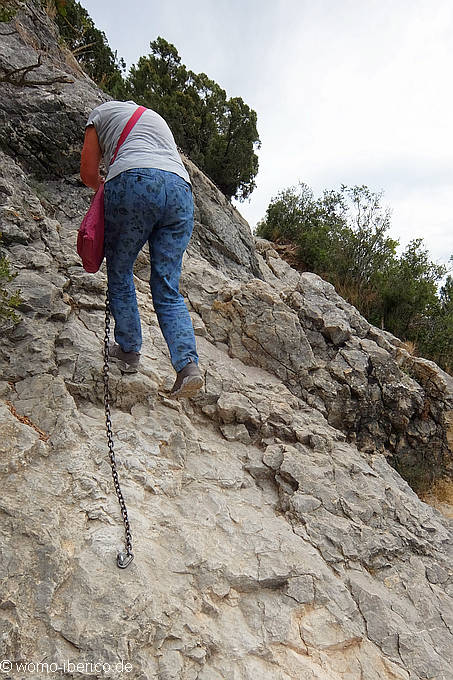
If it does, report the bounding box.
[80,99,203,398]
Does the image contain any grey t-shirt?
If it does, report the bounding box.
[85,100,190,184]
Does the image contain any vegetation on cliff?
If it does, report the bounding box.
[43,0,127,95]
[127,37,260,201]
[256,183,453,373]
[0,236,21,326]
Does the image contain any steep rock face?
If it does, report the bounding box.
[188,160,261,281]
[183,238,453,490]
[0,1,98,178]
[1,3,453,680]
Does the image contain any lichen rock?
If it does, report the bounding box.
[0,3,452,680]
